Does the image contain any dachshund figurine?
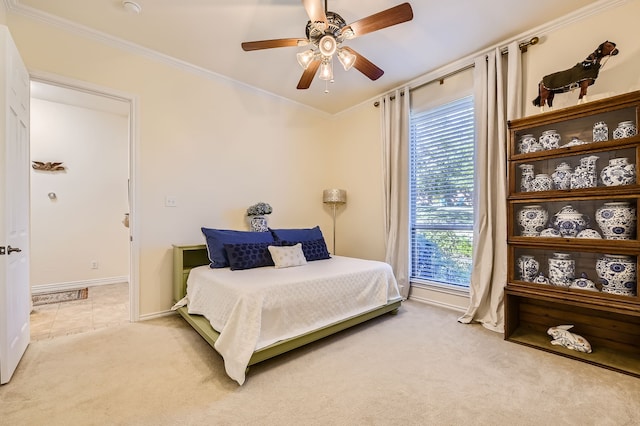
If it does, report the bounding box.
[547,325,592,353]
[533,40,619,110]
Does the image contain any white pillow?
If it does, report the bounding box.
[268,243,307,269]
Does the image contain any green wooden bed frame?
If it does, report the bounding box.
[173,244,402,369]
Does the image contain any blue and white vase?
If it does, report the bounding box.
[517,205,549,237]
[531,173,553,192]
[551,162,572,190]
[596,254,637,296]
[613,121,637,140]
[570,272,599,292]
[519,164,535,192]
[517,255,539,282]
[548,252,575,287]
[595,202,636,240]
[570,155,599,189]
[553,205,589,238]
[518,134,541,154]
[601,157,636,186]
[539,130,561,150]
[593,121,608,142]
[249,215,269,232]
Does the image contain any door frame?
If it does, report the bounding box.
[29,70,140,321]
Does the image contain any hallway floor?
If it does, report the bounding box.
[30,282,129,341]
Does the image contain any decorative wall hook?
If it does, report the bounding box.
[32,161,65,171]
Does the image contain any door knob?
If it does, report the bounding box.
[7,245,22,254]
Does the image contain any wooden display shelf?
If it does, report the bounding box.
[505,91,640,377]
[505,288,640,377]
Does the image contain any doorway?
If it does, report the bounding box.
[28,78,136,339]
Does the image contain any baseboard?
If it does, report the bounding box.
[138,310,176,321]
[31,276,129,295]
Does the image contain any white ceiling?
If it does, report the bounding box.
[9,0,605,114]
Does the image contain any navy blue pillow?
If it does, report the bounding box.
[201,228,275,268]
[280,238,331,261]
[269,226,324,242]
[224,242,276,270]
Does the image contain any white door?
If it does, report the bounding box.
[0,26,30,385]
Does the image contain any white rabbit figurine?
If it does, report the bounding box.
[547,325,592,353]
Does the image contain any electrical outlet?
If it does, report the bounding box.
[165,196,177,207]
[91,260,99,269]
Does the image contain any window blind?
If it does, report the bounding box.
[410,96,474,287]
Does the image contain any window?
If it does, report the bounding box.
[410,96,474,288]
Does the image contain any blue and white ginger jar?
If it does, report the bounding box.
[613,121,637,140]
[517,205,549,237]
[548,252,575,287]
[553,205,589,238]
[517,255,539,282]
[519,164,534,192]
[570,155,599,189]
[531,174,553,192]
[596,254,637,296]
[518,134,541,154]
[539,130,560,150]
[551,162,572,190]
[601,157,635,186]
[595,202,636,240]
[593,121,608,142]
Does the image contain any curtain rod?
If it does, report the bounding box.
[373,36,539,107]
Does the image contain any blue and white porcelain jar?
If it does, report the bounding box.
[570,155,599,189]
[551,162,572,190]
[613,121,637,140]
[539,130,561,150]
[517,205,549,237]
[596,254,637,296]
[593,121,608,142]
[553,205,589,238]
[517,255,539,282]
[595,202,636,240]
[531,173,553,192]
[249,215,268,232]
[570,272,599,292]
[601,157,636,186]
[519,164,535,192]
[518,134,541,154]
[548,252,575,287]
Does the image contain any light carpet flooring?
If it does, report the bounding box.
[30,282,129,340]
[2,299,639,425]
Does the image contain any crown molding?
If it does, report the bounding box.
[5,0,332,117]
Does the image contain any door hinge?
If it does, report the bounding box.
[0,246,5,255]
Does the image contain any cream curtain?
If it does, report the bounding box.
[458,42,522,332]
[380,87,410,299]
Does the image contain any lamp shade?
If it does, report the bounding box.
[323,189,347,204]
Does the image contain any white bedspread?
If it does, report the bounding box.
[177,256,401,385]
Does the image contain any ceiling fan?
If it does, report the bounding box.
[241,0,414,90]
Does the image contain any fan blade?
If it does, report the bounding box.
[342,2,413,38]
[297,60,321,89]
[241,38,307,51]
[302,0,327,28]
[342,47,384,81]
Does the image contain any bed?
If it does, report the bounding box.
[172,243,402,385]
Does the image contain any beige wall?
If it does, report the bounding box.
[0,2,6,25]
[30,97,129,286]
[5,0,639,315]
[7,14,333,316]
[523,1,640,115]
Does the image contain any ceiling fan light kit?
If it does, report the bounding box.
[241,1,413,92]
